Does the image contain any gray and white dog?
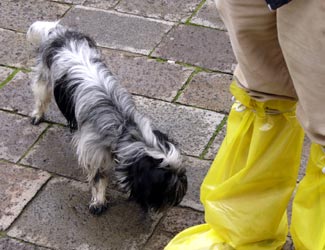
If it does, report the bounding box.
[27,21,187,215]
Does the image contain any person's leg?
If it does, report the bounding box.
[277,1,325,249]
[165,1,305,249]
[166,82,304,250]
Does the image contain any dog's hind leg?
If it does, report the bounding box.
[31,69,52,125]
[73,129,112,215]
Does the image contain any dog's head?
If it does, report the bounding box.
[115,130,187,212]
[127,155,187,212]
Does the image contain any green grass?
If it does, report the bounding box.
[200,116,228,159]
[0,69,20,89]
[172,68,202,103]
[185,0,207,24]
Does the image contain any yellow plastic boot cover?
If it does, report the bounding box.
[291,143,325,250]
[165,82,304,250]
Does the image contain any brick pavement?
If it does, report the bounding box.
[0,0,308,249]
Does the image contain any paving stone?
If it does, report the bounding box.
[8,177,161,250]
[283,236,294,250]
[298,136,310,182]
[177,71,233,112]
[0,67,13,84]
[0,71,66,125]
[205,123,226,160]
[152,25,236,73]
[161,207,204,234]
[0,162,50,230]
[102,49,193,101]
[61,6,173,55]
[0,111,47,163]
[0,28,31,68]
[180,156,211,211]
[83,0,119,9]
[143,207,204,249]
[0,237,50,250]
[134,96,224,157]
[116,0,201,22]
[0,0,69,32]
[21,126,84,182]
[143,231,173,250]
[191,0,226,30]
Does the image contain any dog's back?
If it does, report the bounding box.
[28,21,135,134]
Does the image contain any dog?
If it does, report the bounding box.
[27,21,187,215]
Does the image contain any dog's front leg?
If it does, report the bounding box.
[89,170,109,215]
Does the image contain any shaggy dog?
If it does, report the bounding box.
[27,21,187,215]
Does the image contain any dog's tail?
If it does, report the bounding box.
[27,21,61,47]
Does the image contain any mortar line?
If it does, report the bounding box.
[199,115,228,159]
[0,64,31,72]
[0,108,67,127]
[148,23,179,57]
[16,124,52,164]
[171,68,201,103]
[141,213,168,248]
[6,236,56,250]
[0,69,20,89]
[5,176,53,234]
[185,0,207,24]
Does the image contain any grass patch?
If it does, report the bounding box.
[185,0,207,24]
[172,68,202,103]
[0,69,20,89]
[200,116,227,159]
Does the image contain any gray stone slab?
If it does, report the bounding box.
[0,71,66,125]
[8,177,161,250]
[0,28,31,68]
[0,67,13,84]
[84,0,119,9]
[177,71,233,112]
[143,231,173,250]
[191,0,226,30]
[0,0,69,32]
[152,25,236,73]
[61,6,173,55]
[161,207,204,235]
[144,207,204,249]
[0,162,50,230]
[299,136,310,181]
[116,0,201,22]
[102,49,193,101]
[134,96,225,157]
[180,156,211,211]
[0,111,47,162]
[0,238,50,250]
[205,123,226,160]
[21,126,84,182]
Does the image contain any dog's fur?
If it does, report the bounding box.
[27,21,187,214]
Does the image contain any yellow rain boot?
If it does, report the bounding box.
[291,143,325,250]
[165,82,304,250]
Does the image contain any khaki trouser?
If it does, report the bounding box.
[215,0,325,145]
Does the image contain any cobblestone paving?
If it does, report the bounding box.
[0,0,306,249]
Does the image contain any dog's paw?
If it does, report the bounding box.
[89,202,108,215]
[31,116,44,125]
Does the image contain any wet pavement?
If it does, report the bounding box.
[0,0,308,249]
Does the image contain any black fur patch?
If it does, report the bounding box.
[43,30,96,68]
[127,156,187,212]
[54,74,79,130]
